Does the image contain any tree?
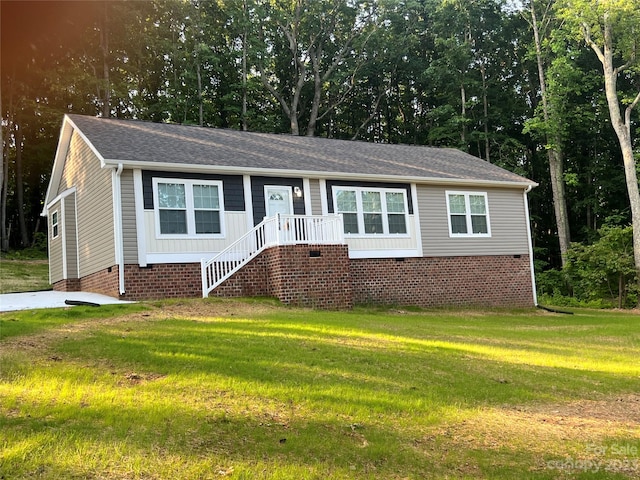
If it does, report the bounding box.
[565,226,636,307]
[522,0,572,267]
[557,0,640,302]
[254,0,377,136]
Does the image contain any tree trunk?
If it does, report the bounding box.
[307,62,322,137]
[100,1,110,117]
[1,141,9,251]
[196,60,203,126]
[460,82,466,145]
[0,76,10,251]
[14,123,29,247]
[586,13,640,306]
[241,0,248,131]
[530,1,571,266]
[480,61,490,162]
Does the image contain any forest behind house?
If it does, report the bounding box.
[1,0,639,306]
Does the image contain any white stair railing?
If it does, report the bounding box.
[202,214,343,297]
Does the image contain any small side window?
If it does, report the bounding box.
[52,211,59,239]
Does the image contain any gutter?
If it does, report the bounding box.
[99,158,538,190]
[523,184,538,306]
[112,163,125,295]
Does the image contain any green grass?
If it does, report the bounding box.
[0,304,148,339]
[0,258,50,294]
[1,299,639,479]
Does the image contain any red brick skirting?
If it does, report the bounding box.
[54,250,534,309]
[215,244,352,309]
[122,263,202,300]
[350,255,534,308]
[53,266,119,298]
[52,278,81,292]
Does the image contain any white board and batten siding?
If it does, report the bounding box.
[417,184,530,257]
[345,215,419,258]
[58,131,116,277]
[141,211,249,264]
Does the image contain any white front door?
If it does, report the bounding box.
[265,186,293,218]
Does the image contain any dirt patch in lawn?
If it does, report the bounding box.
[433,394,640,472]
[0,298,282,355]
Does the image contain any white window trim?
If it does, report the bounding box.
[445,190,491,238]
[51,210,59,239]
[152,177,225,239]
[333,186,410,238]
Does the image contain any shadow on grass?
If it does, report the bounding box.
[2,306,639,479]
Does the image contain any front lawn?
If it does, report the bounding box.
[0,257,50,294]
[1,299,639,479]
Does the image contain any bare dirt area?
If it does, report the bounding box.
[435,395,640,475]
[0,298,282,356]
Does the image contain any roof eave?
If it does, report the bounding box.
[103,158,538,189]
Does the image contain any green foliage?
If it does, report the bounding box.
[564,225,637,308]
[537,292,615,309]
[2,0,638,273]
[535,267,571,298]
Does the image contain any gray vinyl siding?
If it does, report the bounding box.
[309,179,322,215]
[418,185,529,256]
[121,169,138,264]
[49,200,63,283]
[59,131,115,277]
[64,193,78,278]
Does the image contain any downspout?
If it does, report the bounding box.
[113,163,125,295]
[523,184,538,306]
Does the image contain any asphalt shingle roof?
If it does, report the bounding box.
[67,114,534,186]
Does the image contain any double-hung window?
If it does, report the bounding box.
[446,191,490,237]
[51,211,59,239]
[334,187,409,236]
[153,178,224,237]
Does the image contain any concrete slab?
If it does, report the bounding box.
[0,290,135,312]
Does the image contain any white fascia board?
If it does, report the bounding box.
[45,187,77,212]
[65,115,108,168]
[42,115,110,216]
[42,119,73,215]
[101,158,538,190]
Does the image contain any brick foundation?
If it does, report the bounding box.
[350,255,534,308]
[53,266,119,298]
[54,250,534,309]
[215,244,352,309]
[264,244,352,309]
[122,263,202,300]
[52,278,81,292]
